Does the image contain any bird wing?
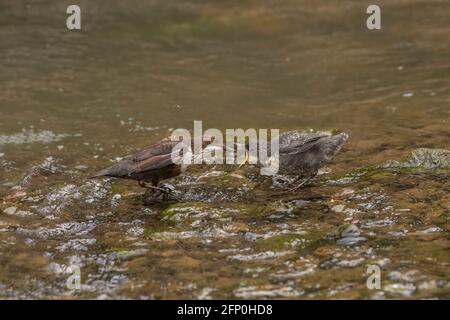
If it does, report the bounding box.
[132,140,178,162]
[279,135,328,155]
[130,137,215,173]
[132,137,214,161]
[130,153,174,174]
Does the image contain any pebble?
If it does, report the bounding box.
[402,92,414,98]
[331,204,345,213]
[337,224,367,246]
[3,207,17,215]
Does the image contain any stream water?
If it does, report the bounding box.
[0,0,449,299]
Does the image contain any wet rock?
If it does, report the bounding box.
[55,238,97,252]
[115,249,148,260]
[161,205,194,223]
[331,203,361,216]
[35,180,110,215]
[383,148,450,169]
[417,280,448,292]
[111,194,122,208]
[37,184,81,215]
[81,180,110,204]
[271,267,315,280]
[319,257,365,269]
[326,171,366,185]
[337,235,366,246]
[227,250,294,262]
[388,270,419,283]
[18,157,62,187]
[153,227,236,240]
[331,204,346,213]
[383,283,416,297]
[417,227,441,234]
[17,221,96,239]
[0,130,71,145]
[218,247,251,254]
[234,285,303,298]
[339,224,359,236]
[223,222,249,233]
[196,288,214,300]
[4,208,34,217]
[37,157,60,174]
[244,229,306,242]
[127,226,144,236]
[333,188,355,198]
[337,224,367,246]
[3,207,17,215]
[313,246,337,257]
[361,217,395,228]
[152,231,198,240]
[6,210,34,218]
[144,171,255,204]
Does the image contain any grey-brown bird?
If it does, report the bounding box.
[90,136,213,195]
[278,131,349,191]
[246,131,349,191]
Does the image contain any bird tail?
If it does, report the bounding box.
[89,168,113,179]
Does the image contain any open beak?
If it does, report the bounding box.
[238,150,249,168]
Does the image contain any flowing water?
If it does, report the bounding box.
[0,0,449,299]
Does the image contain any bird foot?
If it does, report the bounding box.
[281,173,317,193]
[141,181,175,204]
[157,183,175,200]
[138,180,169,193]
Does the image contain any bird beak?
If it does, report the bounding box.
[238,150,249,168]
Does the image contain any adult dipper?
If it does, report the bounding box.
[90,136,213,196]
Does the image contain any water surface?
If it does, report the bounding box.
[0,0,449,299]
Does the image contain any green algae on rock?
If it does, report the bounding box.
[384,148,450,169]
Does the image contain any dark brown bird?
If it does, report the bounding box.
[90,136,213,195]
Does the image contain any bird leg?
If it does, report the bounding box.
[284,172,317,193]
[138,180,170,194]
[238,150,249,168]
[157,183,175,200]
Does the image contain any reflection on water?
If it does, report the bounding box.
[0,0,449,299]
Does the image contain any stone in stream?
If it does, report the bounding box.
[337,224,366,246]
[143,171,255,204]
[383,148,450,169]
[3,207,17,215]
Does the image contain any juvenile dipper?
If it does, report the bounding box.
[248,131,349,191]
[278,131,349,191]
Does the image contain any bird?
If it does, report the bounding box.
[90,136,214,197]
[244,131,349,192]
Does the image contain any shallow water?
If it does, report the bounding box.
[0,0,449,299]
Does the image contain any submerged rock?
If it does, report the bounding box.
[234,285,303,298]
[16,221,96,239]
[383,283,416,297]
[3,207,17,215]
[337,224,366,246]
[143,171,255,204]
[0,130,72,145]
[37,184,81,215]
[383,148,450,169]
[17,156,62,187]
[227,250,294,262]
